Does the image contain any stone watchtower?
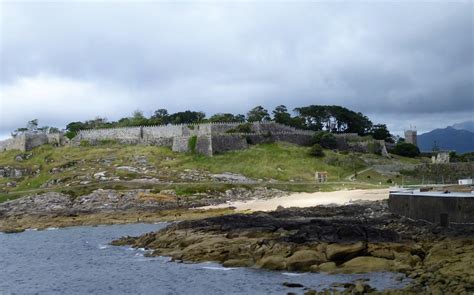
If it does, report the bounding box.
[404,129,417,146]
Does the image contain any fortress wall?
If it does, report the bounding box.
[210,122,242,134]
[196,135,213,156]
[0,136,26,152]
[24,134,49,151]
[172,137,189,153]
[142,125,182,139]
[211,135,248,154]
[78,127,141,144]
[172,135,213,156]
[244,133,313,146]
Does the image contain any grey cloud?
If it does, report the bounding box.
[0,1,472,137]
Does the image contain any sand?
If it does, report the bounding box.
[202,188,390,212]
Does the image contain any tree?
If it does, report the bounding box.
[272,105,292,125]
[65,122,85,139]
[129,110,147,126]
[294,105,373,135]
[309,144,325,157]
[312,131,337,149]
[370,124,393,142]
[392,143,420,158]
[169,111,206,124]
[209,113,244,123]
[247,106,270,122]
[150,109,170,125]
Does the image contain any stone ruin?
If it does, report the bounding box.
[0,121,389,156]
[0,132,67,153]
[73,122,315,156]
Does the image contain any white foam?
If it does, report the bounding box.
[98,245,109,249]
[282,272,305,276]
[46,227,58,230]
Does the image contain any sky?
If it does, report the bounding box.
[0,0,473,139]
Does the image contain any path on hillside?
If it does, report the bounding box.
[345,166,373,181]
[200,188,390,212]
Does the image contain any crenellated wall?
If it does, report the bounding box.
[72,122,316,155]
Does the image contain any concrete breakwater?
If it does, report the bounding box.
[388,190,474,224]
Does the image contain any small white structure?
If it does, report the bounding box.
[315,171,328,183]
[458,179,473,185]
[432,151,450,164]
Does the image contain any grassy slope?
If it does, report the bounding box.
[0,142,424,202]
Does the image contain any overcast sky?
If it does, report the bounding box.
[0,0,473,139]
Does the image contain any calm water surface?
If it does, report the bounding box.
[0,223,409,294]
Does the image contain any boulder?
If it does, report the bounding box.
[318,262,337,272]
[326,241,366,261]
[256,255,287,270]
[341,256,393,273]
[286,249,326,271]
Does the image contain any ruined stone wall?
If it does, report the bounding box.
[172,135,213,156]
[211,135,248,154]
[0,136,26,152]
[244,132,313,146]
[389,193,474,223]
[77,127,142,144]
[24,134,49,151]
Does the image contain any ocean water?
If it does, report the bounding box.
[0,223,409,294]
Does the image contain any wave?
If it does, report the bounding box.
[282,272,306,276]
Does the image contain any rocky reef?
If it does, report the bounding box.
[0,187,286,232]
[112,201,474,294]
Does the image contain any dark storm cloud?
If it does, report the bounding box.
[0,1,472,138]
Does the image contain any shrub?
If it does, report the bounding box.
[98,139,118,145]
[188,136,198,154]
[226,123,253,134]
[312,131,337,149]
[79,140,90,147]
[309,144,325,157]
[391,143,420,158]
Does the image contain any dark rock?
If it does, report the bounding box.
[282,282,304,288]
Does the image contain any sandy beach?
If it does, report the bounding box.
[203,188,390,211]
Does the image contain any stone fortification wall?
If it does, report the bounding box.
[25,134,49,151]
[0,136,26,152]
[389,193,474,223]
[172,135,213,156]
[0,133,64,152]
[211,135,248,154]
[77,127,141,144]
[244,132,313,146]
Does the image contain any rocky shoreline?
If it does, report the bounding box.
[0,187,286,232]
[112,200,474,294]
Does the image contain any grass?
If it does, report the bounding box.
[169,142,367,182]
[0,142,425,203]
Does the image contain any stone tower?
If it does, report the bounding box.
[404,129,417,146]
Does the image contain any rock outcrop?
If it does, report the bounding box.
[112,201,474,294]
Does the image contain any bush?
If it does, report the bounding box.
[309,144,325,157]
[312,131,337,149]
[391,143,420,158]
[188,136,197,154]
[226,123,253,134]
[79,140,90,147]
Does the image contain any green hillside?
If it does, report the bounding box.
[0,142,426,202]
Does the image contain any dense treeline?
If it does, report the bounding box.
[64,105,392,141]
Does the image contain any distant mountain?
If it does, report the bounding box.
[418,127,474,153]
[451,120,474,133]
